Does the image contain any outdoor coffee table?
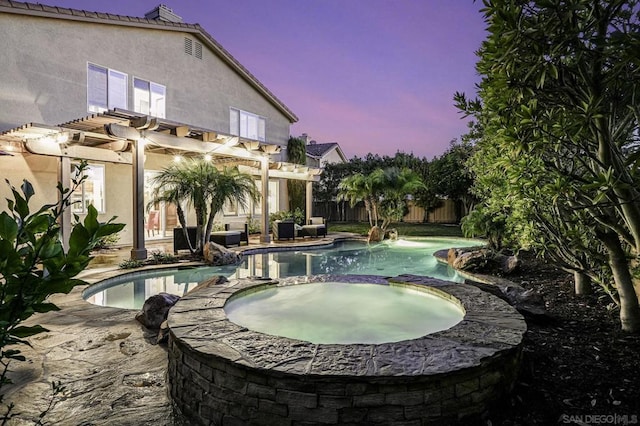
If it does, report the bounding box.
[210,231,241,247]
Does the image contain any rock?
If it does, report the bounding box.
[500,284,543,307]
[447,248,458,266]
[203,242,241,266]
[385,228,398,241]
[499,254,520,274]
[452,250,489,271]
[185,275,229,296]
[368,226,383,243]
[157,320,170,345]
[119,340,142,356]
[468,280,553,324]
[135,292,180,330]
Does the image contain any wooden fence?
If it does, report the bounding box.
[313,199,458,224]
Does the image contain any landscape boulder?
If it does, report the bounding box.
[447,247,520,275]
[500,254,521,274]
[203,242,241,266]
[385,228,399,241]
[135,292,180,330]
[452,249,490,271]
[368,226,383,243]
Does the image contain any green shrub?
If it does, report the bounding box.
[0,164,124,415]
[93,232,120,250]
[269,207,304,228]
[246,215,260,234]
[149,250,177,264]
[118,259,144,269]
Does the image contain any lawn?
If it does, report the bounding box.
[328,221,464,237]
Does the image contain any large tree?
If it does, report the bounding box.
[460,0,640,331]
[422,139,475,222]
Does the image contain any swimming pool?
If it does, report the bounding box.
[83,237,477,309]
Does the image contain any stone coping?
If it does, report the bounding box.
[167,274,526,378]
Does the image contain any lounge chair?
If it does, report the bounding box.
[298,216,327,238]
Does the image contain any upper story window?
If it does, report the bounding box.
[71,163,106,214]
[87,63,127,113]
[134,78,166,118]
[230,108,266,142]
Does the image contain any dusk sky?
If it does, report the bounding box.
[48,0,486,159]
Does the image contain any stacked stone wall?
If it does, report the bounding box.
[167,275,526,425]
[169,336,521,425]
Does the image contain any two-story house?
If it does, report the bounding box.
[0,2,321,258]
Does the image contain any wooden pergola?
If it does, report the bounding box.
[0,109,321,259]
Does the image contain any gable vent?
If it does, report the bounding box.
[184,37,193,55]
[195,42,203,59]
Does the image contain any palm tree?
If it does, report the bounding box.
[337,167,425,233]
[377,167,425,230]
[337,173,377,226]
[148,159,258,255]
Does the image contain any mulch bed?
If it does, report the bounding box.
[483,252,640,425]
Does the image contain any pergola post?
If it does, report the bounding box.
[130,138,147,260]
[305,180,313,224]
[260,157,271,243]
[58,156,71,252]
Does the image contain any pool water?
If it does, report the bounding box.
[84,238,475,309]
[224,282,465,344]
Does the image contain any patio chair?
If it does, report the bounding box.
[146,210,160,236]
[173,227,197,253]
[273,220,295,240]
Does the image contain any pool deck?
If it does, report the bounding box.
[2,232,358,425]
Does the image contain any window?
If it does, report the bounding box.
[87,64,127,113]
[230,108,266,142]
[134,78,166,118]
[253,180,278,215]
[71,163,106,214]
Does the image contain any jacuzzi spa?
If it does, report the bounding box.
[167,274,526,425]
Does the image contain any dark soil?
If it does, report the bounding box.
[483,252,640,425]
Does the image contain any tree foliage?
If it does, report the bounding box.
[0,163,124,412]
[315,151,471,222]
[418,139,476,222]
[287,136,306,213]
[459,0,640,331]
[337,167,425,231]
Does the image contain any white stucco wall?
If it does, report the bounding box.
[0,12,292,145]
[0,9,296,246]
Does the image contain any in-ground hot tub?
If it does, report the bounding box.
[167,274,526,425]
[224,281,465,345]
